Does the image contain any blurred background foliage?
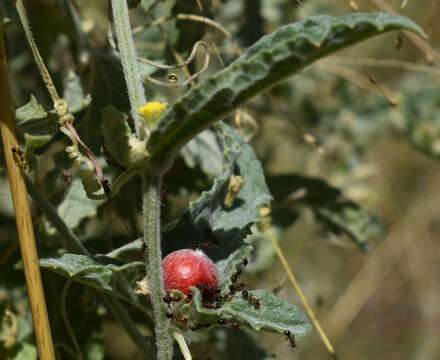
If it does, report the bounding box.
[1,0,440,359]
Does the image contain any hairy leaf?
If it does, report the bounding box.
[162,123,271,261]
[101,106,132,167]
[268,174,384,250]
[57,178,105,230]
[15,95,47,122]
[7,343,37,360]
[216,245,253,292]
[191,287,311,338]
[180,129,223,179]
[147,13,425,165]
[39,254,147,311]
[63,70,92,114]
[15,96,58,169]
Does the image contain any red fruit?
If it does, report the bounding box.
[162,249,218,296]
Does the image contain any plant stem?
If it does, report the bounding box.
[143,175,173,360]
[111,0,147,139]
[0,22,56,360]
[24,175,155,358]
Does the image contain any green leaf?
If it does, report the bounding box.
[101,106,132,167]
[216,245,253,292]
[191,287,311,338]
[63,70,92,114]
[222,290,311,337]
[57,178,105,230]
[180,129,223,178]
[147,13,425,164]
[245,226,282,275]
[7,343,37,360]
[268,174,384,250]
[39,254,148,311]
[15,95,47,122]
[22,134,52,170]
[106,238,143,261]
[162,123,271,261]
[15,96,58,169]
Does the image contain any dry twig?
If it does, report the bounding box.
[0,22,56,360]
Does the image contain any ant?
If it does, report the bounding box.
[284,330,296,349]
[161,190,167,209]
[193,228,220,250]
[217,319,240,329]
[138,242,148,260]
[163,294,182,304]
[11,147,24,166]
[205,228,220,247]
[100,134,127,171]
[222,283,246,302]
[166,312,188,323]
[197,283,222,309]
[231,267,242,284]
[242,290,260,309]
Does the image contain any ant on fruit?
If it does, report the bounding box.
[242,290,260,309]
[197,283,222,309]
[284,330,296,349]
[166,312,188,323]
[163,294,183,304]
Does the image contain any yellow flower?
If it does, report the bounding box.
[138,101,168,126]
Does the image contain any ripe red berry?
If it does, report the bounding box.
[162,249,219,296]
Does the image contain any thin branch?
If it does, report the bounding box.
[15,0,61,105]
[61,280,84,360]
[322,56,440,75]
[324,177,440,341]
[266,229,337,358]
[133,13,242,56]
[138,40,210,88]
[25,175,91,255]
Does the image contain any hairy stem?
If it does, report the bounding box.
[143,175,173,360]
[111,0,147,138]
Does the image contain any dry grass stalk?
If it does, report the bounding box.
[0,23,56,360]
